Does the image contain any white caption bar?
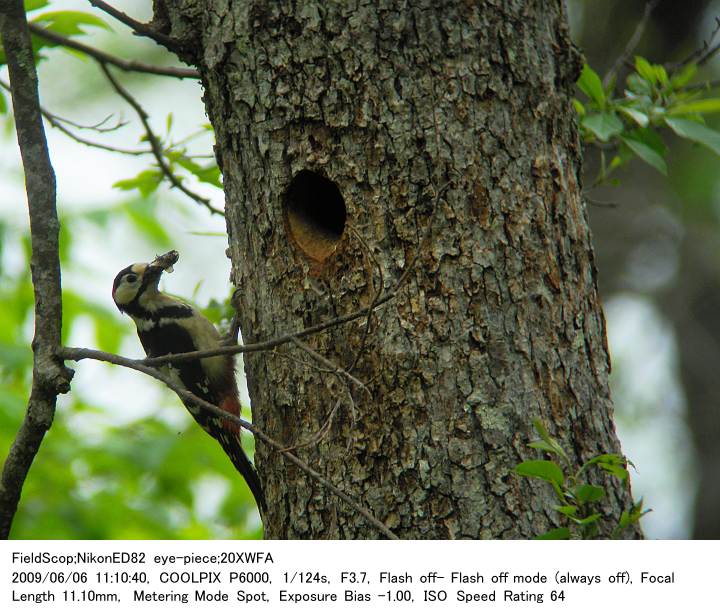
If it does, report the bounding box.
[0,540,714,615]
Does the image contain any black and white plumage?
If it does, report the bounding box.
[112,257,265,512]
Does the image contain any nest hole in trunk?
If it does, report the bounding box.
[283,170,346,262]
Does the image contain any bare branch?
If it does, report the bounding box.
[45,112,126,133]
[0,0,73,539]
[671,18,720,71]
[290,337,368,393]
[345,226,385,372]
[603,0,660,88]
[0,78,151,156]
[271,349,338,376]
[683,78,720,93]
[584,195,620,209]
[87,0,181,52]
[58,347,398,540]
[63,181,455,370]
[67,275,403,366]
[99,63,224,217]
[45,117,148,155]
[279,398,344,453]
[27,23,199,79]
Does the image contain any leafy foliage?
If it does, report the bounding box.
[0,0,244,539]
[514,419,649,539]
[113,119,223,200]
[576,57,720,184]
[0,207,259,539]
[0,3,110,66]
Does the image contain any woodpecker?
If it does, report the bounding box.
[112,252,265,512]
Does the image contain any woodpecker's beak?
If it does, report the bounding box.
[144,263,165,285]
[144,250,178,286]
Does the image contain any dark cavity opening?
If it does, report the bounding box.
[283,169,347,262]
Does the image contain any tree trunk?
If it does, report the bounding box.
[154,0,639,538]
[663,232,720,539]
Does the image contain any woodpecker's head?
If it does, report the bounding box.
[112,262,164,312]
[112,250,179,313]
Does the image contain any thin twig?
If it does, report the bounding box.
[584,196,620,209]
[27,23,199,79]
[271,349,338,376]
[87,0,181,52]
[46,115,149,155]
[345,227,385,372]
[670,17,720,71]
[696,44,720,68]
[290,337,368,393]
[58,346,398,540]
[46,112,126,133]
[279,398,344,453]
[0,0,73,539]
[395,179,454,290]
[99,63,224,217]
[0,79,150,156]
[682,78,720,92]
[603,0,660,88]
[270,350,353,452]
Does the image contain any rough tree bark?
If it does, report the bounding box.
[153,0,639,538]
[0,0,72,538]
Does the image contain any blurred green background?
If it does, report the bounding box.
[2,0,719,539]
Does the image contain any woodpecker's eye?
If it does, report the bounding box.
[125,274,138,284]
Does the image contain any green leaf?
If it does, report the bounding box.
[598,462,629,483]
[671,99,720,116]
[608,155,623,172]
[577,513,602,526]
[579,453,630,484]
[665,117,720,156]
[532,418,553,443]
[582,113,623,141]
[113,169,163,198]
[534,527,570,540]
[627,73,652,96]
[531,418,568,461]
[621,136,668,175]
[577,64,605,107]
[572,98,586,116]
[167,152,223,188]
[615,500,650,536]
[528,440,558,455]
[553,505,578,517]
[618,105,649,127]
[670,63,697,89]
[584,453,626,467]
[24,0,49,9]
[574,484,605,505]
[630,127,666,154]
[635,56,657,86]
[32,10,111,37]
[0,90,6,115]
[514,460,564,486]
